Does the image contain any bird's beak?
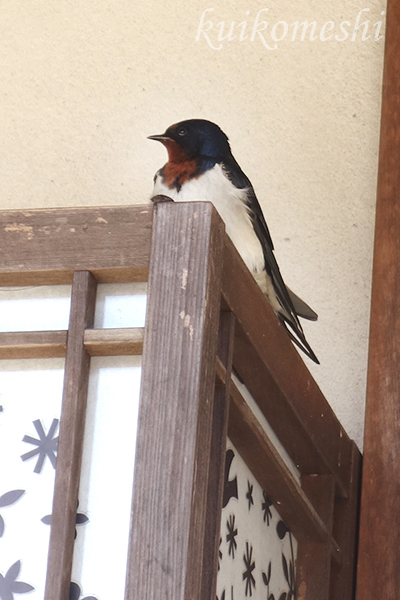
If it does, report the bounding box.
[148,134,170,142]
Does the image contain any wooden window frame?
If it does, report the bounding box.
[0,202,360,600]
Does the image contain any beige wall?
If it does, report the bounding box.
[0,0,385,448]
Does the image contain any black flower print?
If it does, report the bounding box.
[226,514,238,558]
[276,520,289,540]
[217,451,298,600]
[262,561,275,600]
[218,536,223,571]
[261,492,272,525]
[242,542,256,597]
[217,587,234,600]
[223,450,238,508]
[280,551,295,600]
[246,481,254,511]
[21,418,59,473]
[276,521,296,599]
[69,581,98,600]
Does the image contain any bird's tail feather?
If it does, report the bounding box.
[286,287,318,321]
[278,315,320,364]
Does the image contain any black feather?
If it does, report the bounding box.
[222,156,319,364]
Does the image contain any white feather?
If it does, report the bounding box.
[152,163,282,313]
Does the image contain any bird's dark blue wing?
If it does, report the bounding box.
[222,155,296,313]
[222,155,319,363]
[222,156,274,252]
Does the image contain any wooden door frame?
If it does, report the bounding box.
[356,1,400,597]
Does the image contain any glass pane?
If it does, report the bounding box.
[94,283,147,329]
[0,359,65,598]
[217,439,298,600]
[71,355,141,599]
[0,286,71,332]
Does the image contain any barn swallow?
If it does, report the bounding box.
[149,119,319,363]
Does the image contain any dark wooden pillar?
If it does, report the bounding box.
[356,2,400,598]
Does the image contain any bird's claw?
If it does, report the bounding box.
[151,194,174,204]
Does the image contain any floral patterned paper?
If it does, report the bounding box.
[217,441,297,600]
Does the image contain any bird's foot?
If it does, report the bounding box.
[151,194,174,204]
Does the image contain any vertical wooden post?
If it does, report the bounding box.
[295,475,335,600]
[125,202,225,600]
[356,2,400,598]
[331,442,361,600]
[203,311,235,599]
[45,271,97,600]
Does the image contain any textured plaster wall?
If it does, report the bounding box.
[0,0,385,448]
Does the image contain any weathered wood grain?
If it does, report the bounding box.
[356,2,400,597]
[0,327,144,358]
[44,271,97,600]
[0,201,362,599]
[296,475,336,600]
[228,378,340,557]
[202,311,235,599]
[0,205,152,285]
[331,442,361,600]
[0,330,67,358]
[83,327,144,356]
[222,235,352,497]
[125,202,225,600]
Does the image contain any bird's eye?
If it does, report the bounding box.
[177,127,187,137]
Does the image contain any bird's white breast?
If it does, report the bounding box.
[152,163,266,276]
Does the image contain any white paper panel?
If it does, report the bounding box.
[0,359,65,598]
[232,374,300,483]
[218,439,297,600]
[71,356,141,600]
[0,286,71,332]
[94,283,147,329]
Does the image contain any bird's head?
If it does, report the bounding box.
[148,119,231,164]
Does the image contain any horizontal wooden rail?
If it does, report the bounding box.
[84,327,144,356]
[0,328,144,358]
[221,235,353,497]
[224,367,340,562]
[0,206,152,285]
[0,330,67,358]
